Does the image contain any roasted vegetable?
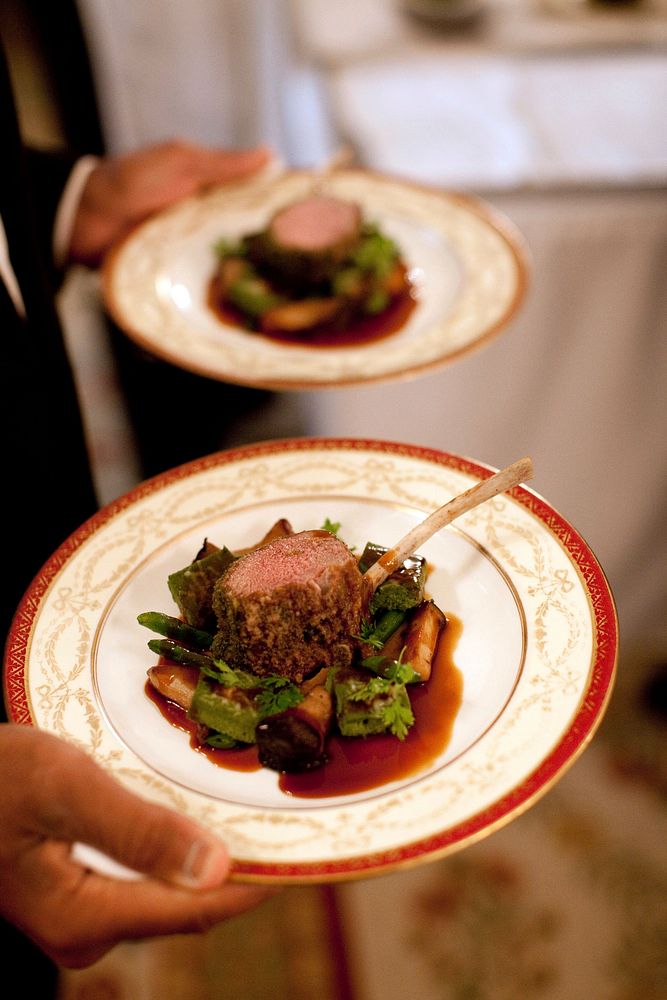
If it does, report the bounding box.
[194,538,221,559]
[189,675,261,745]
[359,601,447,684]
[147,663,198,710]
[217,255,251,293]
[358,542,426,615]
[187,661,306,748]
[226,272,284,319]
[261,297,345,334]
[146,638,213,671]
[401,601,448,682]
[350,225,399,277]
[168,546,237,630]
[256,685,333,772]
[328,666,415,740]
[137,611,213,650]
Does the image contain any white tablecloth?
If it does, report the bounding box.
[326,51,667,190]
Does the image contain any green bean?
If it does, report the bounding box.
[137,611,213,650]
[146,638,212,670]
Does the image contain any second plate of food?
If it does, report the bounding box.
[102,169,528,389]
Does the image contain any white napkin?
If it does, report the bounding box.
[71,842,142,881]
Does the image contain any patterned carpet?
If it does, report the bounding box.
[58,885,349,1000]
[333,648,667,1000]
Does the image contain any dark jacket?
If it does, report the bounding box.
[0,38,101,995]
[1,42,98,695]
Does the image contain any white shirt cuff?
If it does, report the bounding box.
[53,155,101,268]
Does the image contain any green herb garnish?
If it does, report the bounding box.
[200,661,303,719]
[199,659,258,689]
[321,517,341,536]
[353,618,384,649]
[346,675,415,740]
[255,676,304,718]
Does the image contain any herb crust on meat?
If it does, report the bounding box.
[210,530,364,682]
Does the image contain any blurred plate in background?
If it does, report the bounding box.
[102,170,528,389]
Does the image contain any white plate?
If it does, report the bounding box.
[101,170,528,389]
[4,440,617,883]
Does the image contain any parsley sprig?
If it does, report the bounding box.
[321,517,341,536]
[200,659,303,718]
[255,676,304,717]
[353,617,384,650]
[360,650,421,685]
[346,675,415,740]
[200,659,257,688]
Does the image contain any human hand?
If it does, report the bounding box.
[68,139,273,268]
[0,724,274,968]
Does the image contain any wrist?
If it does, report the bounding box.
[67,158,133,268]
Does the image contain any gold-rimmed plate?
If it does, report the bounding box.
[4,439,617,883]
[101,170,528,390]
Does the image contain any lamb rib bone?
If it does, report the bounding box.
[363,456,534,594]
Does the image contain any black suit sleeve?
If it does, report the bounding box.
[1,40,98,657]
[23,147,80,285]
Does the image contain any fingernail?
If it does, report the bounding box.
[178,838,229,889]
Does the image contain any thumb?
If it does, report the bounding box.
[71,821,231,889]
[24,730,231,888]
[64,773,232,889]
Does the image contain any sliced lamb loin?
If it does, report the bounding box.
[268,195,362,255]
[247,195,364,286]
[211,529,364,681]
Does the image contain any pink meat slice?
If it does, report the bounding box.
[211,529,364,681]
[268,195,362,253]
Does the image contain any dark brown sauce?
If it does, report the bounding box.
[144,614,463,797]
[207,273,418,349]
[280,614,463,797]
